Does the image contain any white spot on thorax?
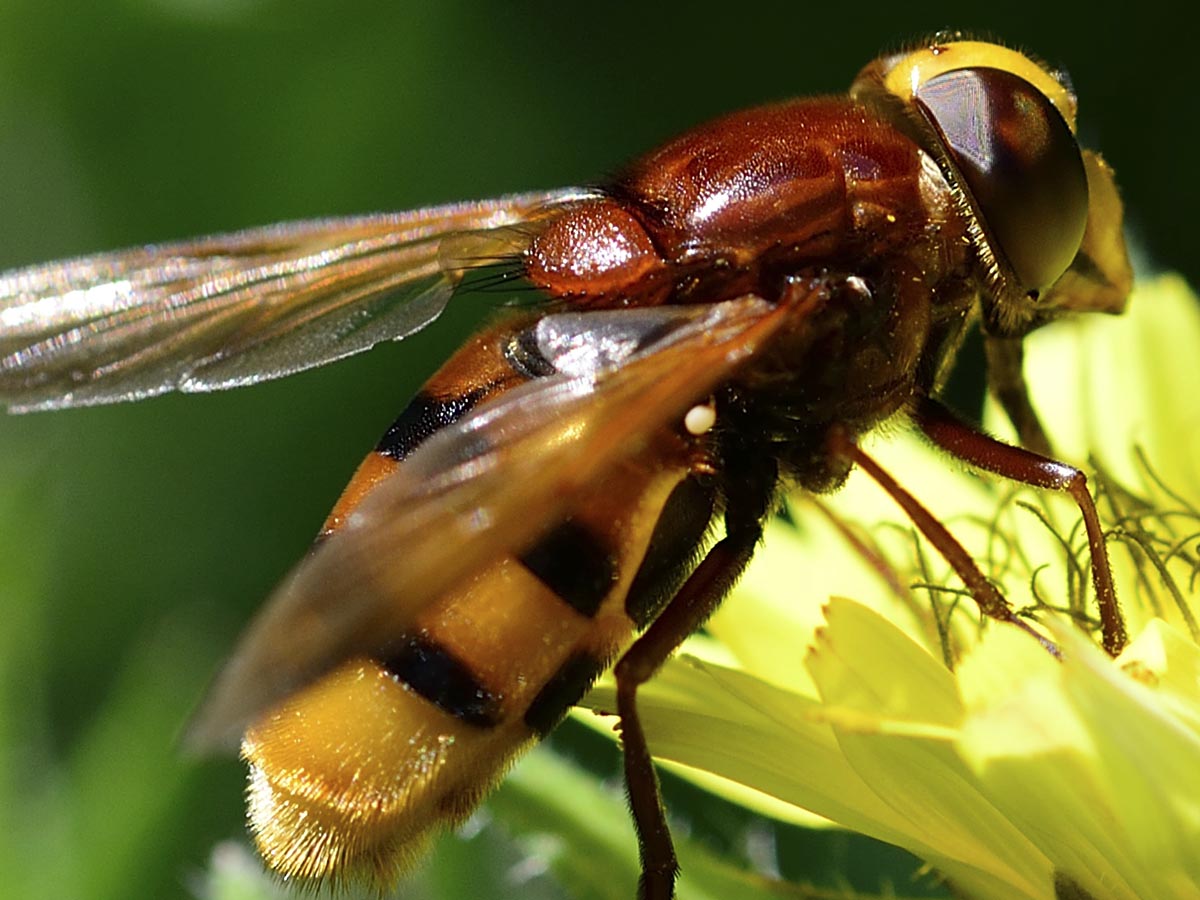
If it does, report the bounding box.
[684,402,716,435]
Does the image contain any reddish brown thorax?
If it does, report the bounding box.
[525,98,952,309]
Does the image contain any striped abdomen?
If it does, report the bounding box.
[241,314,712,885]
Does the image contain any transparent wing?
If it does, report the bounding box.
[187,293,797,749]
[0,189,590,412]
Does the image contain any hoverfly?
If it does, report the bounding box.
[0,36,1132,900]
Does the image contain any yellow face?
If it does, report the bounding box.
[852,36,1131,334]
[872,39,1079,130]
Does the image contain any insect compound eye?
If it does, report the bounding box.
[914,66,1088,297]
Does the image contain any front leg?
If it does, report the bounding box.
[984,334,1054,456]
[914,396,1125,655]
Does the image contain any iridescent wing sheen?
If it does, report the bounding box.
[186,294,795,750]
[0,189,590,412]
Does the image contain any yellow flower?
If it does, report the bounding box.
[582,276,1200,900]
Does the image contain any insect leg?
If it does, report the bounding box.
[984,335,1053,455]
[827,425,1061,655]
[613,461,776,900]
[912,396,1125,654]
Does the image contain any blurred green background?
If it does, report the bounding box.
[0,2,1185,899]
